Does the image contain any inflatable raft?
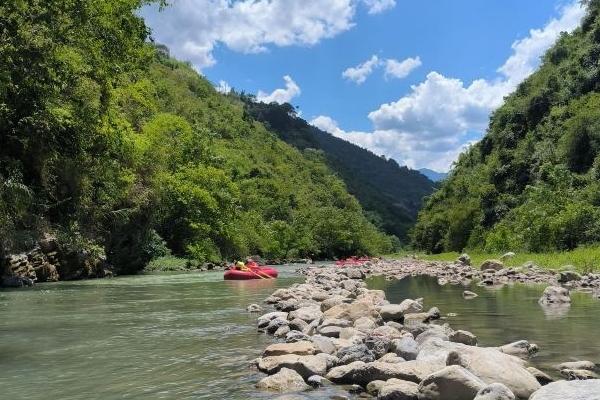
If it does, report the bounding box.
[224,266,278,280]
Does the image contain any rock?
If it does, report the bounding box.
[326,360,439,386]
[373,325,404,339]
[286,331,311,343]
[500,252,516,261]
[345,269,365,280]
[320,318,353,329]
[463,290,478,299]
[366,379,386,395]
[417,365,486,400]
[449,330,478,346]
[380,304,406,322]
[379,379,419,400]
[311,335,336,355]
[317,326,342,338]
[474,383,515,400]
[258,312,288,329]
[321,296,347,312]
[266,317,289,334]
[336,344,376,364]
[263,341,316,357]
[276,299,300,312]
[392,337,419,361]
[365,334,393,358]
[417,339,541,398]
[354,316,378,332]
[378,353,405,364]
[557,360,596,371]
[256,367,310,392]
[289,306,322,323]
[307,374,330,388]
[458,253,471,266]
[480,260,504,272]
[339,327,364,340]
[275,325,291,337]
[557,270,582,283]
[529,379,600,400]
[527,367,553,385]
[560,369,600,380]
[499,340,538,358]
[539,286,571,306]
[446,351,468,368]
[34,263,59,282]
[288,318,309,332]
[258,354,328,379]
[323,301,381,322]
[247,303,263,313]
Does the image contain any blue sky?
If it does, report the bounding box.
[142,0,585,171]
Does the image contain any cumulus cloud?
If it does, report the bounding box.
[343,55,421,84]
[384,56,422,79]
[324,1,585,170]
[342,55,381,84]
[362,0,396,15]
[256,75,301,104]
[142,0,396,71]
[215,80,232,94]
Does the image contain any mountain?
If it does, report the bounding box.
[0,1,394,274]
[242,101,436,240]
[412,1,600,254]
[418,168,448,182]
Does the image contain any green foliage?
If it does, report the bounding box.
[413,2,600,254]
[0,0,393,271]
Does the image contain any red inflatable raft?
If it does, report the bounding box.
[224,266,279,280]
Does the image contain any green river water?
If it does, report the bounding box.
[1,265,600,399]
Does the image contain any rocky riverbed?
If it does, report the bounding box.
[249,258,600,399]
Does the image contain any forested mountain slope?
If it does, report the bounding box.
[413,0,600,254]
[243,101,436,240]
[0,0,393,274]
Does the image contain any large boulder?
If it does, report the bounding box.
[336,344,376,364]
[474,383,515,400]
[529,379,600,400]
[258,354,328,379]
[379,379,420,400]
[449,330,477,346]
[557,270,582,283]
[392,337,419,361]
[311,335,336,355]
[323,301,381,322]
[498,340,538,358]
[417,339,540,398]
[417,365,486,400]
[289,306,322,323]
[263,341,316,357]
[538,286,571,305]
[256,367,310,392]
[326,360,440,386]
[480,260,504,271]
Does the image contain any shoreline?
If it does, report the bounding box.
[250,258,600,399]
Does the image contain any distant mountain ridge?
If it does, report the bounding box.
[242,100,436,241]
[418,168,448,182]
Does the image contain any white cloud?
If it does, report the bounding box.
[323,1,585,170]
[361,0,396,15]
[342,55,381,84]
[384,56,422,79]
[215,80,232,94]
[143,0,395,71]
[256,75,301,104]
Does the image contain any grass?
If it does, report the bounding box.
[386,246,600,273]
[144,256,198,272]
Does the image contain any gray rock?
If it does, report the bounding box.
[258,354,328,379]
[336,344,376,364]
[326,360,439,386]
[499,340,538,358]
[527,367,554,385]
[557,270,582,283]
[463,290,478,299]
[247,303,263,312]
[258,312,288,329]
[354,316,378,332]
[539,286,571,305]
[474,383,515,400]
[317,325,342,338]
[557,360,596,371]
[373,325,404,339]
[311,335,336,355]
[323,301,381,322]
[263,341,316,357]
[366,379,386,395]
[307,374,330,388]
[480,260,504,271]
[417,365,486,400]
[321,296,347,312]
[458,253,471,266]
[529,379,600,400]
[289,306,322,323]
[288,318,309,332]
[560,369,599,380]
[379,379,419,400]
[274,325,291,337]
[256,367,310,392]
[266,317,289,334]
[286,330,311,343]
[378,353,406,364]
[392,337,419,361]
[449,330,478,346]
[345,269,365,280]
[365,334,393,358]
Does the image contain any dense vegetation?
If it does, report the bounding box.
[0,0,394,273]
[413,0,600,254]
[243,101,436,240]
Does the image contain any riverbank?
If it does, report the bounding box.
[251,258,600,399]
[389,247,600,273]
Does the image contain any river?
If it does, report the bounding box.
[1,266,599,399]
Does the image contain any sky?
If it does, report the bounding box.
[141,0,586,172]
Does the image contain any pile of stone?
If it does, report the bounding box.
[250,263,600,399]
